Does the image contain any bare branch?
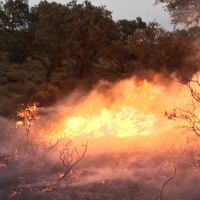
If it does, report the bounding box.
[58,141,88,181]
[186,136,200,169]
[171,135,188,158]
[159,164,176,200]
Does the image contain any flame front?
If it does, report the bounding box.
[51,77,186,140]
[64,107,157,138]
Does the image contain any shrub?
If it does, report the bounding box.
[0,86,12,99]
[32,84,61,106]
[32,77,44,85]
[0,77,8,85]
[26,84,38,98]
[7,44,28,65]
[5,73,24,83]
[7,83,28,94]
[0,97,16,117]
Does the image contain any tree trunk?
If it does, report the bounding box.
[31,54,52,83]
[46,67,54,83]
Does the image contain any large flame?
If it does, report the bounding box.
[45,76,188,145]
[65,107,158,138]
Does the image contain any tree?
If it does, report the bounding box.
[156,0,200,174]
[155,0,200,27]
[187,26,200,39]
[0,0,29,32]
[128,21,195,74]
[175,26,200,40]
[113,18,146,75]
[29,0,119,82]
[164,62,200,170]
[66,0,119,79]
[0,0,30,64]
[30,1,71,83]
[16,103,88,185]
[116,17,146,44]
[165,63,200,137]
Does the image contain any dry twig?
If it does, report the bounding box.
[159,164,176,200]
[58,141,88,181]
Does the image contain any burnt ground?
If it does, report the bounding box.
[0,150,200,200]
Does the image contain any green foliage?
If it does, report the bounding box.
[0,0,29,31]
[116,17,146,44]
[5,73,22,83]
[0,95,13,115]
[26,0,119,82]
[7,43,28,64]
[0,0,143,82]
[155,0,200,26]
[0,76,8,85]
[0,0,30,65]
[129,21,195,73]
[7,82,22,92]
[175,26,200,40]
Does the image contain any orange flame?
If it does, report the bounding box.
[43,76,190,153]
[64,106,157,138]
[47,77,185,140]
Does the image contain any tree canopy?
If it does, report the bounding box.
[0,0,197,83]
[0,0,30,64]
[155,0,200,27]
[0,0,120,82]
[116,17,146,44]
[64,0,119,79]
[129,21,195,74]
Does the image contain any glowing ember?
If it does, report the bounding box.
[16,121,23,127]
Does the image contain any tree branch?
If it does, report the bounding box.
[159,164,176,200]
[58,141,88,181]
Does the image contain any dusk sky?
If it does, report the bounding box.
[29,0,174,30]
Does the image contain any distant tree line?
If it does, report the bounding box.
[0,0,199,83]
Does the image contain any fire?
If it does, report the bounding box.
[49,77,185,141]
[64,106,157,138]
[41,75,190,153]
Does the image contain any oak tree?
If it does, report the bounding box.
[129,21,195,74]
[0,0,30,64]
[30,0,119,82]
[66,0,119,79]
[116,17,146,44]
[155,0,200,26]
[30,1,71,83]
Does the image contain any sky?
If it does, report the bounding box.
[29,0,174,31]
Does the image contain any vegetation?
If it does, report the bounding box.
[155,0,200,27]
[0,0,198,118]
[129,21,195,74]
[0,0,200,199]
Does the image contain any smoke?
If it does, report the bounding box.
[1,72,200,199]
[41,73,199,199]
[55,149,200,200]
